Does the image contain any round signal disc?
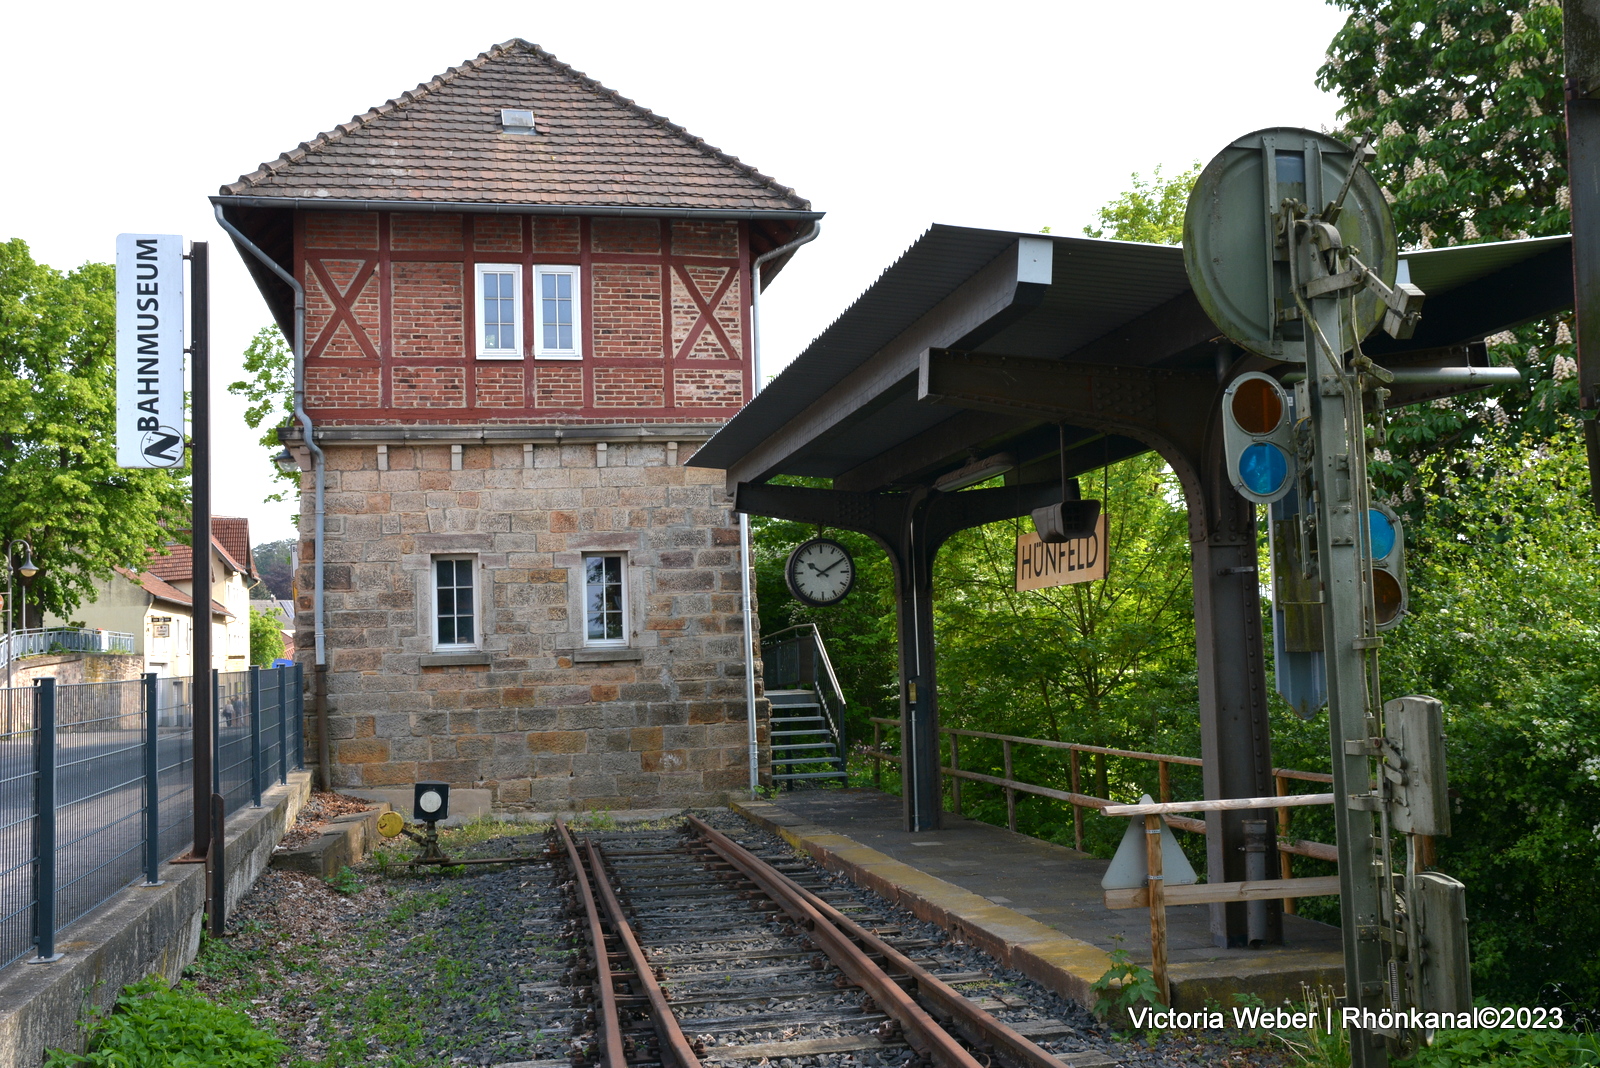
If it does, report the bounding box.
[1239,443,1290,497]
[1372,569,1404,626]
[418,789,442,814]
[377,811,405,838]
[1368,508,1397,561]
[1231,377,1285,434]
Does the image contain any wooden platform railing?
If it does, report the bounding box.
[862,717,1336,910]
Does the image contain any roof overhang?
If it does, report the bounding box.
[690,225,1572,494]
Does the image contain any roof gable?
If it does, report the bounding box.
[219,40,811,214]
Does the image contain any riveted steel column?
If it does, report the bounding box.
[895,493,942,833]
[1565,0,1600,509]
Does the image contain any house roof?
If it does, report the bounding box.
[146,523,255,585]
[116,568,232,619]
[216,39,813,216]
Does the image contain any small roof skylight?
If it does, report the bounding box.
[500,108,536,135]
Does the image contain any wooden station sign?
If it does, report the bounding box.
[1015,515,1107,591]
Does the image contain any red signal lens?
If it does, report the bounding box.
[1373,569,1403,626]
[1231,378,1284,434]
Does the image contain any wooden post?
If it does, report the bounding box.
[1070,749,1084,852]
[1158,760,1171,804]
[950,733,962,816]
[1276,773,1296,914]
[1002,739,1016,832]
[873,722,882,789]
[1145,813,1170,1007]
[1418,834,1436,870]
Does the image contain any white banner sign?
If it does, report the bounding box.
[116,234,186,469]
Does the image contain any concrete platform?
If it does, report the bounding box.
[735,788,1343,1011]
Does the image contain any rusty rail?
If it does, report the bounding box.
[862,718,1338,865]
[554,816,625,1068]
[585,839,704,1068]
[686,815,1071,1068]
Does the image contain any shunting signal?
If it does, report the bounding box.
[1222,372,1297,504]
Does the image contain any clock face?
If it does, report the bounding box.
[785,538,855,606]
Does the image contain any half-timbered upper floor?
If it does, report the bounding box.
[215,39,819,428]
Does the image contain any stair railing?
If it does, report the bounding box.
[761,623,848,765]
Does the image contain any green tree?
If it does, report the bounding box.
[248,606,286,666]
[1083,163,1201,244]
[0,239,189,622]
[250,538,294,600]
[226,326,298,504]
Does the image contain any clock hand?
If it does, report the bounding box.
[816,557,847,576]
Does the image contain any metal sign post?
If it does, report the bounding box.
[118,236,212,864]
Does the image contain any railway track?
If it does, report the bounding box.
[553,813,1116,1068]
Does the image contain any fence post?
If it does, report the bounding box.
[30,677,62,963]
[276,664,288,785]
[1069,749,1084,852]
[143,673,163,886]
[248,666,262,808]
[293,663,305,769]
[1275,773,1296,915]
[872,721,882,789]
[1159,760,1171,804]
[1002,739,1016,832]
[211,670,221,800]
[948,732,961,816]
[1144,813,1170,1007]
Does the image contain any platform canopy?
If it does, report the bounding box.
[691,226,1571,492]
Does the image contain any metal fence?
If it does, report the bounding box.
[0,628,136,672]
[0,664,304,970]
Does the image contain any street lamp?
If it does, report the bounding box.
[272,448,299,475]
[5,538,38,699]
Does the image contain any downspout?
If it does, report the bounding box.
[742,221,822,797]
[213,204,331,790]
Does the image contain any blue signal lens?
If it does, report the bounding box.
[1368,509,1396,561]
[1239,443,1289,496]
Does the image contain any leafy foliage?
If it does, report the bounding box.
[0,239,189,621]
[249,606,285,666]
[1083,163,1201,244]
[251,537,294,599]
[44,974,285,1068]
[1089,943,1163,1025]
[1394,1021,1600,1067]
[226,325,298,504]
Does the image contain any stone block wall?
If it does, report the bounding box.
[294,437,769,810]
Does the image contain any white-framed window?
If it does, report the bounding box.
[534,265,582,359]
[583,554,627,646]
[475,263,523,359]
[432,555,479,649]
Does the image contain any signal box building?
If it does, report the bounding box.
[214,40,819,810]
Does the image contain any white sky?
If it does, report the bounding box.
[1,0,1347,548]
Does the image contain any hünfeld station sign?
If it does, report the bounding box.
[115,234,185,469]
[1015,514,1106,590]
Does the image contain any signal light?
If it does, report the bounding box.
[1368,503,1407,629]
[1222,372,1297,504]
[413,780,450,823]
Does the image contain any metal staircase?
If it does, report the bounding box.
[762,624,849,788]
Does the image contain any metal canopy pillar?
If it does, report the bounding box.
[920,348,1282,946]
[1565,0,1600,509]
[735,480,1061,832]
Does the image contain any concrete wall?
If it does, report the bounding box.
[297,437,768,811]
[0,771,312,1066]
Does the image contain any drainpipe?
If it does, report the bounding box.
[213,204,331,790]
[742,221,822,798]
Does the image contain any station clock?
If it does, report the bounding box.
[784,538,856,607]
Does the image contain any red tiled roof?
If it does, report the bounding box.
[145,528,252,584]
[217,40,812,214]
[212,517,254,579]
[115,567,232,618]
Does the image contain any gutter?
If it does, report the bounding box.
[211,195,823,222]
[741,220,823,798]
[213,203,332,790]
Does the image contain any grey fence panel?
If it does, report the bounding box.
[258,668,282,787]
[155,677,194,864]
[215,671,253,816]
[0,688,36,968]
[52,681,147,936]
